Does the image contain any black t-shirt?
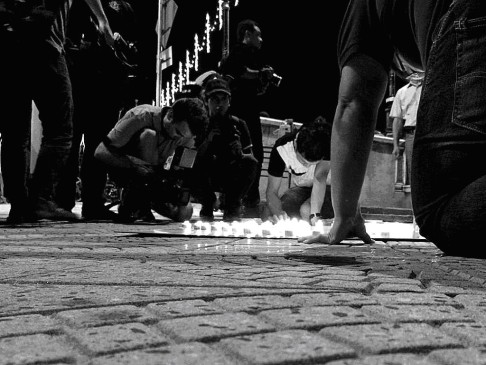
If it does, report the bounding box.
[267,131,299,178]
[338,0,452,77]
[220,43,265,116]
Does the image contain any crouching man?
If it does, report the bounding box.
[192,77,258,221]
[94,98,208,222]
[262,116,334,225]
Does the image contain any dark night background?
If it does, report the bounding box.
[118,1,400,133]
[125,1,355,126]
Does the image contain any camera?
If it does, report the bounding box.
[151,146,197,206]
[269,72,283,87]
[259,66,283,91]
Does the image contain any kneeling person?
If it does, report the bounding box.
[94,98,208,222]
[263,117,333,225]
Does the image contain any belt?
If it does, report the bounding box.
[403,127,415,133]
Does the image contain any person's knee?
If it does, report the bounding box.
[299,201,310,220]
[139,129,157,146]
[281,193,300,218]
[138,129,158,163]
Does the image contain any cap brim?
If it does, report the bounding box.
[206,89,231,97]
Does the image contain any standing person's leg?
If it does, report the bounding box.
[54,110,83,212]
[0,43,33,223]
[30,46,79,220]
[404,130,414,185]
[0,74,32,222]
[244,115,264,207]
[80,80,122,219]
[412,0,486,257]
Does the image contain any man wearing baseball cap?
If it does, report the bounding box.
[192,77,258,221]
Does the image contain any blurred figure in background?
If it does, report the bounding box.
[391,72,423,186]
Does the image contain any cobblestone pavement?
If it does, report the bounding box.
[1,205,486,365]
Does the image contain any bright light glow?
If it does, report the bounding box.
[181,218,328,239]
[179,218,421,240]
[218,0,223,30]
[205,13,211,53]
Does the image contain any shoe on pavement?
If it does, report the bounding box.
[34,199,81,222]
[82,205,120,221]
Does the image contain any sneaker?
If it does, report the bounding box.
[34,199,81,222]
[199,205,214,221]
[82,205,120,221]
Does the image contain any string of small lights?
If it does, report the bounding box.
[160,0,240,106]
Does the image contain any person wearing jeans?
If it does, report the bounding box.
[301,0,486,258]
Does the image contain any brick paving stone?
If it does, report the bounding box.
[312,280,371,291]
[428,285,474,295]
[374,283,425,293]
[70,322,169,355]
[259,270,321,278]
[213,295,301,312]
[259,306,379,330]
[311,274,368,282]
[453,294,486,307]
[361,305,475,324]
[219,329,355,365]
[463,306,486,324]
[157,312,275,341]
[440,322,486,346]
[371,293,458,306]
[255,276,318,285]
[56,305,156,328]
[146,299,224,318]
[91,342,233,365]
[326,353,437,365]
[369,277,423,285]
[0,334,74,365]
[290,292,379,307]
[314,268,368,276]
[319,323,462,354]
[427,348,486,365]
[0,314,60,337]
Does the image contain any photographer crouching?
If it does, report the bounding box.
[94,98,208,222]
[192,77,258,221]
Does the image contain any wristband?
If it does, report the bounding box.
[309,213,321,220]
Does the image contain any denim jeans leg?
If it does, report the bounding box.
[412,0,486,256]
[30,46,73,205]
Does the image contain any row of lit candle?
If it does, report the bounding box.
[182,218,331,238]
